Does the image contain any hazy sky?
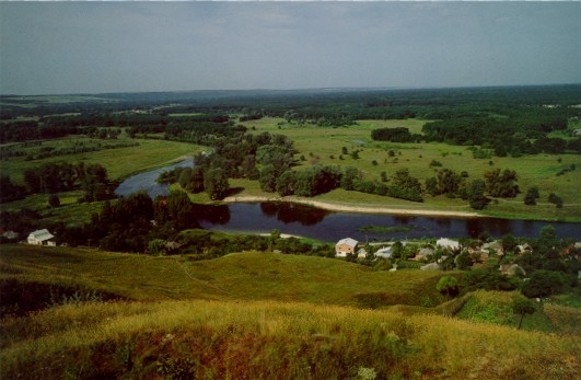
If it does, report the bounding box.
[1,2,580,95]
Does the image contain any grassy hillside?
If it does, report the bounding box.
[240,117,581,221]
[0,244,446,308]
[1,299,579,379]
[1,245,580,379]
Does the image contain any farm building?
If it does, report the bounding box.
[27,229,56,246]
[335,238,358,257]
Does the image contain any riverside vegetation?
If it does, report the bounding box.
[1,86,581,378]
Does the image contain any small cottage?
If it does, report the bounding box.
[27,229,56,246]
[336,238,359,257]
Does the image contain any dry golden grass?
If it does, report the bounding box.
[1,299,579,379]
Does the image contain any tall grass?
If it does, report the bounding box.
[1,299,579,379]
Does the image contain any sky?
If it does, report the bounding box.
[1,2,580,95]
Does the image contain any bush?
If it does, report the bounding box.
[48,194,61,208]
[522,270,566,298]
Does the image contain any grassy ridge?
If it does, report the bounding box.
[1,299,579,379]
[1,245,580,378]
[0,244,446,307]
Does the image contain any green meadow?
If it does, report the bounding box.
[240,117,581,221]
[1,138,203,183]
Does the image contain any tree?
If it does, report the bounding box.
[425,177,439,196]
[455,252,473,270]
[501,234,517,255]
[437,168,461,195]
[0,175,26,203]
[436,276,459,298]
[466,179,490,210]
[522,270,566,298]
[204,168,229,200]
[512,297,536,330]
[484,168,520,198]
[48,194,60,208]
[524,187,540,206]
[548,193,563,208]
[276,170,296,196]
[341,167,360,191]
[148,239,167,256]
[259,165,278,193]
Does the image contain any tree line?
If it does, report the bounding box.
[1,162,116,204]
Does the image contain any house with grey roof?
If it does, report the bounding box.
[27,229,56,246]
[335,237,359,257]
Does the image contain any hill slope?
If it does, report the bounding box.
[2,245,580,379]
[1,299,579,379]
[0,244,446,310]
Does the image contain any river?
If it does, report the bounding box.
[116,161,580,242]
[114,159,194,198]
[196,202,580,242]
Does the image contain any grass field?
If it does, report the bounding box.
[0,244,446,307]
[0,190,102,226]
[1,244,579,379]
[240,117,581,221]
[1,138,202,183]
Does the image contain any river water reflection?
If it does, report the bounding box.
[116,163,579,242]
[198,202,580,242]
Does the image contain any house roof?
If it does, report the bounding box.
[28,229,54,242]
[336,238,358,247]
[436,238,460,249]
[375,247,393,255]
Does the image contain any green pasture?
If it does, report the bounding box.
[240,117,581,221]
[0,190,105,227]
[1,138,202,183]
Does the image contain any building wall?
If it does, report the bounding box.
[335,243,357,256]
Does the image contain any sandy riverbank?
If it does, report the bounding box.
[222,195,480,218]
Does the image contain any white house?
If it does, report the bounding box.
[335,238,359,257]
[436,238,460,251]
[27,229,56,246]
[374,246,393,259]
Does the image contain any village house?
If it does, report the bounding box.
[436,238,460,251]
[335,237,358,257]
[27,229,56,246]
[374,246,393,259]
